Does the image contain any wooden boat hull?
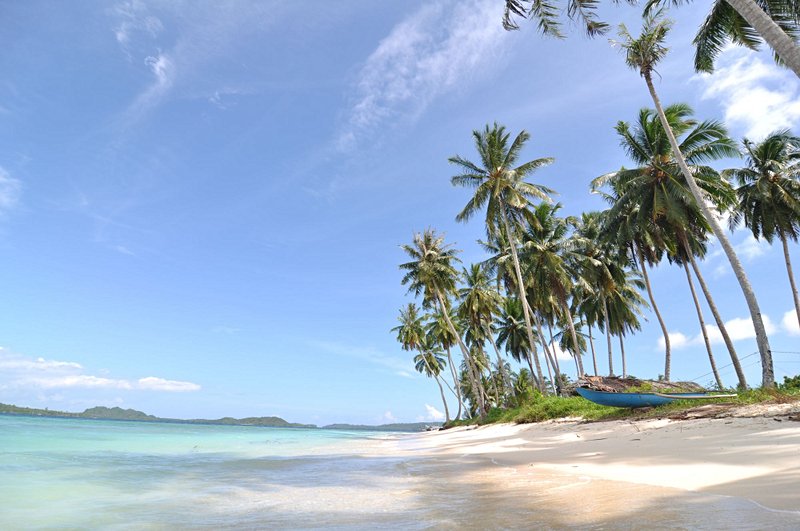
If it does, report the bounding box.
[575,387,731,408]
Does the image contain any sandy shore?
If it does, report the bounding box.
[379,403,800,528]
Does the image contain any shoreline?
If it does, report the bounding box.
[374,403,800,527]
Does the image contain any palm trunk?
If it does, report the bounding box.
[603,296,614,376]
[562,300,585,376]
[443,346,464,419]
[534,313,558,394]
[547,322,565,391]
[724,0,800,78]
[637,244,671,380]
[464,352,486,416]
[681,235,747,389]
[500,204,545,392]
[485,324,512,400]
[525,349,538,390]
[683,262,724,390]
[619,335,627,378]
[588,323,599,376]
[435,290,487,414]
[644,72,774,387]
[781,234,800,331]
[433,374,450,422]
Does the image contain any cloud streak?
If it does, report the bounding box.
[308,339,414,378]
[0,167,22,216]
[337,0,508,151]
[657,315,778,350]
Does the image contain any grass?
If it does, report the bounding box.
[443,386,800,429]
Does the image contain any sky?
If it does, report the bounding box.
[1,1,800,425]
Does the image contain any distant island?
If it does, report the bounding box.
[0,403,438,432]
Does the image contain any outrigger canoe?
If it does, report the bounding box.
[575,387,736,408]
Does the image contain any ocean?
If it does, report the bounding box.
[0,415,417,529]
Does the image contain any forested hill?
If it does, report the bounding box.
[0,403,313,428]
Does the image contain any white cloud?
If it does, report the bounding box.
[137,377,200,392]
[0,167,21,216]
[338,0,508,151]
[417,404,445,422]
[381,410,397,423]
[696,47,800,139]
[126,52,176,119]
[113,0,163,57]
[657,331,691,351]
[782,309,800,336]
[0,349,200,393]
[548,341,574,361]
[735,234,771,261]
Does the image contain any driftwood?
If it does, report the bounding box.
[571,376,706,394]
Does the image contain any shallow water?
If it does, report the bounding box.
[2,415,799,529]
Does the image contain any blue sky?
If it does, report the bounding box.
[1,1,799,425]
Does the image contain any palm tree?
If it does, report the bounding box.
[413,336,451,422]
[496,296,540,389]
[392,303,425,352]
[615,16,774,386]
[504,0,800,78]
[458,264,511,395]
[518,203,586,376]
[400,229,489,414]
[593,104,747,387]
[426,308,467,419]
[727,131,800,329]
[450,123,555,392]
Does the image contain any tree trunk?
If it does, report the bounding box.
[563,300,585,376]
[603,296,614,376]
[533,312,558,394]
[588,323,599,376]
[724,0,800,78]
[681,235,747,389]
[435,290,487,414]
[547,321,565,391]
[500,204,545,392]
[683,262,725,390]
[525,349,538,390]
[644,72,774,387]
[781,234,800,331]
[433,375,450,422]
[637,244,671,380]
[444,346,465,420]
[619,335,627,378]
[485,324,512,400]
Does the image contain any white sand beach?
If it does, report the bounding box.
[379,403,800,528]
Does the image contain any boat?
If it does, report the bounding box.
[575,387,736,408]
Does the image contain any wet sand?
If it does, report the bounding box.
[378,408,800,529]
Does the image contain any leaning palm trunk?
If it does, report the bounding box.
[588,323,599,376]
[781,234,800,331]
[643,71,774,387]
[619,335,627,378]
[681,236,747,388]
[637,244,671,380]
[500,205,546,392]
[434,290,487,415]
[433,375,450,422]
[464,353,486,415]
[547,322,566,391]
[562,301,585,376]
[444,346,465,419]
[683,263,725,389]
[603,296,614,376]
[724,0,800,78]
[485,324,512,399]
[533,312,558,394]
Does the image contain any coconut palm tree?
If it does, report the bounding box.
[496,296,540,389]
[518,203,586,376]
[449,123,555,391]
[504,0,800,78]
[616,14,776,384]
[413,337,451,422]
[400,229,489,414]
[726,130,800,329]
[392,303,425,352]
[426,308,468,419]
[593,104,747,387]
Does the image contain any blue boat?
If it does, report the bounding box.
[575,387,735,408]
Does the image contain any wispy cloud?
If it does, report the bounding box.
[0,348,200,392]
[696,47,800,140]
[337,0,508,151]
[0,167,21,216]
[308,339,414,378]
[416,404,444,422]
[782,309,800,336]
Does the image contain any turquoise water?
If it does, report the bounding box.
[0,415,412,529]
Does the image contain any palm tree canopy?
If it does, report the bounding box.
[457,263,502,331]
[400,229,462,308]
[726,130,800,242]
[615,12,673,79]
[495,296,535,362]
[450,123,555,239]
[503,0,631,37]
[414,337,447,378]
[391,303,425,351]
